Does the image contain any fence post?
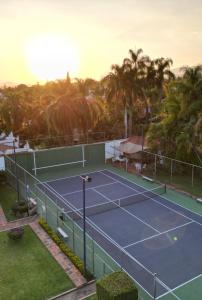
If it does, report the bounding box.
[33,151,37,176]
[154,154,157,178]
[92,239,95,275]
[170,159,173,183]
[125,158,128,172]
[192,165,194,187]
[73,221,75,252]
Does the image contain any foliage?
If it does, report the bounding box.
[147,66,202,164]
[0,78,103,144]
[39,218,93,281]
[96,271,138,300]
[7,226,24,240]
[0,183,19,221]
[0,171,6,183]
[11,200,28,216]
[102,49,174,136]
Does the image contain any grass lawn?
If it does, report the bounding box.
[0,226,74,300]
[0,182,19,221]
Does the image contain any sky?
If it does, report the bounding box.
[0,0,202,85]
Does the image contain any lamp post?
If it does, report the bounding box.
[81,175,92,276]
[13,138,20,203]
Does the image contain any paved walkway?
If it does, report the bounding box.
[0,214,37,233]
[30,219,86,288]
[0,206,7,227]
[48,281,96,300]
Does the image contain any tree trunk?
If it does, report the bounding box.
[124,105,128,138]
[128,109,133,137]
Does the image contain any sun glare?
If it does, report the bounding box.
[25,35,79,81]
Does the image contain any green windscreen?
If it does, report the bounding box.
[35,145,83,169]
[85,143,105,165]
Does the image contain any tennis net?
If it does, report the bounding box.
[68,184,166,220]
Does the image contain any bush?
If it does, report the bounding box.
[0,171,6,183]
[96,271,138,300]
[8,226,24,240]
[39,218,93,281]
[11,201,28,216]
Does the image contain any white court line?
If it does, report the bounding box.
[43,169,202,298]
[156,273,202,299]
[156,278,182,300]
[42,180,167,298]
[63,183,148,203]
[92,188,160,233]
[61,181,117,196]
[44,181,156,276]
[43,169,108,183]
[104,169,202,224]
[123,221,193,249]
[101,170,194,224]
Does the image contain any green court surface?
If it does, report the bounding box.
[159,275,202,300]
[0,226,74,300]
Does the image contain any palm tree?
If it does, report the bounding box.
[102,48,149,137]
[147,65,202,163]
[46,89,103,138]
[102,64,131,137]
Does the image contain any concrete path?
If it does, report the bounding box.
[48,281,96,300]
[0,206,37,232]
[0,206,7,227]
[30,219,86,288]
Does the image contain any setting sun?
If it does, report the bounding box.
[25,35,79,81]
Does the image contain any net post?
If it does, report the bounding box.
[164,184,167,193]
[33,151,37,176]
[153,273,157,300]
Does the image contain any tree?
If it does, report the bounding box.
[46,88,103,137]
[147,66,202,164]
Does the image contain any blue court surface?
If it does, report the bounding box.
[39,169,202,298]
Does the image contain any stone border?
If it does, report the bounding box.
[48,280,96,300]
[30,219,86,287]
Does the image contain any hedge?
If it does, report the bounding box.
[39,218,93,280]
[96,271,138,300]
[7,226,24,240]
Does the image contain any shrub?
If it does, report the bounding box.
[11,201,28,216]
[0,171,6,183]
[8,226,24,240]
[96,271,138,300]
[39,218,93,281]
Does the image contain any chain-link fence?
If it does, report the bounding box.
[141,151,202,197]
[4,154,186,300]
[106,147,202,198]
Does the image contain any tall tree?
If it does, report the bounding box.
[147,65,202,163]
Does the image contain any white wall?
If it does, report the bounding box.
[0,157,5,170]
[105,139,125,159]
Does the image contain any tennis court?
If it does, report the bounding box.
[38,169,202,299]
